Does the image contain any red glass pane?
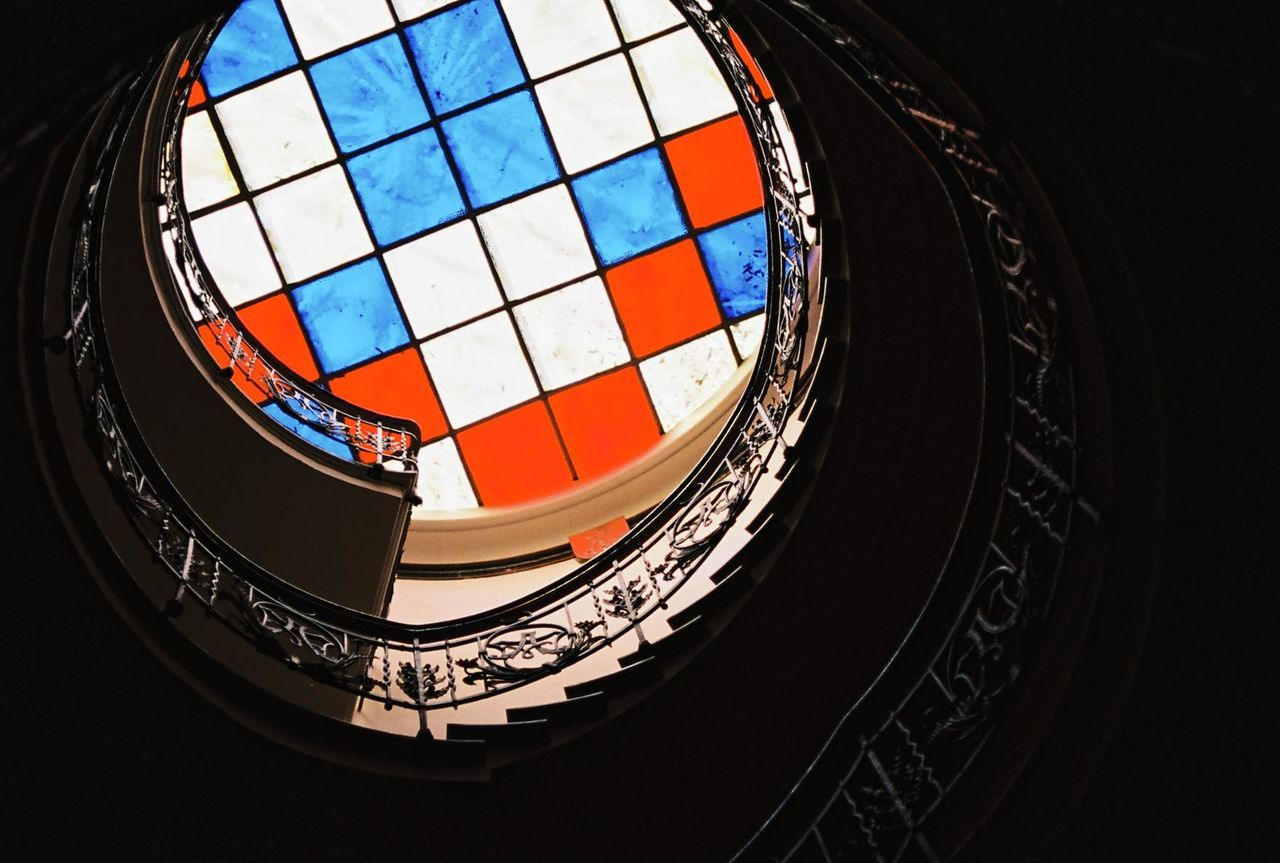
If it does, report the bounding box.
[549,367,661,482]
[729,28,774,101]
[456,402,574,506]
[188,80,208,109]
[665,115,764,229]
[570,517,630,561]
[605,240,722,358]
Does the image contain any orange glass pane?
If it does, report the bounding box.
[188,79,207,109]
[549,367,661,482]
[729,28,774,101]
[605,240,722,358]
[665,115,764,229]
[237,293,320,382]
[457,402,574,506]
[328,348,448,442]
[570,517,630,561]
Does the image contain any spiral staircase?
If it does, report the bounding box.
[7,0,1163,859]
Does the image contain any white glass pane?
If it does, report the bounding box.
[730,314,765,358]
[770,101,810,194]
[390,0,456,21]
[630,28,736,136]
[639,329,737,431]
[180,111,238,210]
[476,185,596,300]
[415,438,478,510]
[501,0,620,78]
[280,0,395,59]
[214,71,336,190]
[512,277,630,389]
[610,0,685,42]
[190,202,281,307]
[253,166,374,282]
[420,313,540,427]
[384,220,504,338]
[535,54,653,173]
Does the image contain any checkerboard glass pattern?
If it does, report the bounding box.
[181,0,788,512]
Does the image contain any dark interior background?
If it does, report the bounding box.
[3,0,1276,858]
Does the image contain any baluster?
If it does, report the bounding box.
[154,516,170,561]
[613,563,646,646]
[722,455,740,486]
[209,558,221,604]
[164,535,194,617]
[411,638,431,738]
[443,639,457,709]
[753,398,780,442]
[589,581,609,640]
[642,556,666,609]
[381,640,393,711]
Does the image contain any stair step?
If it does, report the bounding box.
[404,736,487,767]
[617,615,710,668]
[667,564,754,631]
[506,692,608,725]
[744,502,790,545]
[564,655,662,700]
[445,718,549,746]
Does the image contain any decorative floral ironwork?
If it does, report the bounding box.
[396,660,447,702]
[243,590,360,669]
[604,578,650,620]
[458,621,604,688]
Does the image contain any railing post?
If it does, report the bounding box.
[164,535,194,617]
[614,562,646,646]
[412,638,431,739]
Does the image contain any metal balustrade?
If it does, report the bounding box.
[726,1,1095,859]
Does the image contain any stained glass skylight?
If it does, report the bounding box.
[179,0,783,512]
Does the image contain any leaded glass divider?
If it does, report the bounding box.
[176,0,790,511]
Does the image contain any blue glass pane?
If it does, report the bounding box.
[310,35,430,153]
[202,0,298,98]
[441,91,559,208]
[697,212,769,318]
[292,259,410,373]
[572,148,687,265]
[347,129,465,245]
[404,0,525,114]
[262,401,354,461]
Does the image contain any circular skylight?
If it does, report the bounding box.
[179,0,774,512]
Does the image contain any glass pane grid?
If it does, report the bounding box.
[182,0,779,509]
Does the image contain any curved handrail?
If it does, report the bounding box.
[153,24,421,470]
[724,1,1094,858]
[69,0,817,724]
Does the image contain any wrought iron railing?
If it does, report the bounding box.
[728,1,1097,859]
[68,0,817,733]
[151,25,420,469]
